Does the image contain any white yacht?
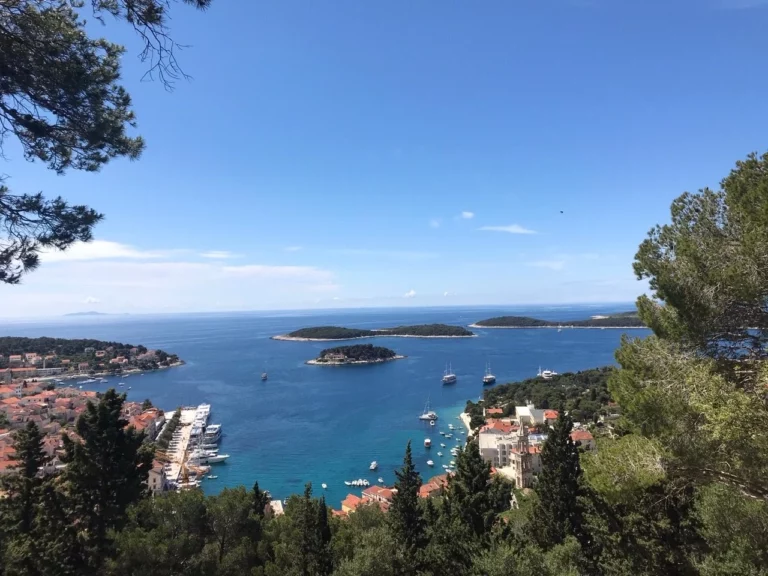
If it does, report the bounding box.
[203,424,222,443]
[322,483,327,489]
[448,424,455,430]
[427,460,434,467]
[442,363,457,384]
[378,477,384,484]
[344,481,352,486]
[482,362,496,385]
[537,366,559,380]
[440,443,446,447]
[419,398,438,421]
[424,438,432,448]
[369,461,378,471]
[437,451,443,457]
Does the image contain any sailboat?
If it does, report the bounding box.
[482,362,496,385]
[419,397,438,421]
[442,363,457,384]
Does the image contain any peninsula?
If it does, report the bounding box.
[307,344,404,366]
[0,336,184,378]
[470,311,646,329]
[275,323,474,341]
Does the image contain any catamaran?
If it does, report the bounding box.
[442,363,457,384]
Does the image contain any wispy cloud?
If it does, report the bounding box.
[284,246,303,252]
[83,296,100,304]
[40,240,172,262]
[460,211,475,220]
[200,251,239,260]
[528,260,565,271]
[429,219,441,229]
[404,289,416,298]
[479,224,537,235]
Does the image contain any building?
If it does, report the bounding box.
[570,430,596,451]
[8,356,22,367]
[362,485,395,506]
[418,473,450,498]
[479,425,540,489]
[513,403,559,427]
[341,494,363,514]
[147,460,167,493]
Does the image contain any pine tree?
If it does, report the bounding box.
[531,413,585,549]
[447,440,497,539]
[252,480,271,518]
[388,441,426,573]
[60,388,153,574]
[315,496,333,576]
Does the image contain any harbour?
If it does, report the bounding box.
[2,305,646,505]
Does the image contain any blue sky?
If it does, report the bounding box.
[3,0,768,316]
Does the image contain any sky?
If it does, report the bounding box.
[3,0,768,317]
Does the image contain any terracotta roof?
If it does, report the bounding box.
[331,509,348,518]
[341,494,363,511]
[362,485,395,501]
[544,409,559,419]
[571,430,594,442]
[486,407,503,415]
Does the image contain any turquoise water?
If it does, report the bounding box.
[2,305,648,507]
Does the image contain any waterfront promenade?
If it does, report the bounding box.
[166,407,198,483]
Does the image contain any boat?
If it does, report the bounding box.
[430,420,436,426]
[445,434,453,439]
[344,481,352,486]
[482,362,496,385]
[537,366,559,380]
[439,431,445,436]
[99,378,108,384]
[448,424,455,430]
[437,451,443,457]
[322,483,327,489]
[418,398,438,421]
[369,461,378,471]
[261,372,268,381]
[442,363,457,384]
[427,460,434,466]
[424,438,431,448]
[450,460,456,466]
[442,464,449,469]
[127,386,131,390]
[118,382,124,386]
[378,477,384,483]
[207,454,229,464]
[207,475,218,479]
[440,443,446,447]
[203,424,222,443]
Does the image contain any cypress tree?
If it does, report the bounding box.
[60,388,153,574]
[447,440,496,539]
[530,413,585,549]
[252,480,271,517]
[388,441,426,573]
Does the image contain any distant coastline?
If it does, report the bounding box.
[468,324,647,330]
[274,334,476,342]
[470,311,646,330]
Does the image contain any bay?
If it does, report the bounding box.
[1,304,648,507]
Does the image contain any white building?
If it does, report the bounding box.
[479,425,541,489]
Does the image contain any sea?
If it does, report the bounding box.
[2,304,649,507]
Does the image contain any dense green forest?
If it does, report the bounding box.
[465,367,615,428]
[315,344,398,363]
[284,324,473,339]
[286,326,376,339]
[473,312,645,328]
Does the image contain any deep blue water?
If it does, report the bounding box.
[1,305,648,507]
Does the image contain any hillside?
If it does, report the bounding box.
[472,311,645,328]
[277,323,473,340]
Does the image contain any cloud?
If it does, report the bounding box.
[40,240,171,262]
[199,251,239,259]
[83,296,100,304]
[404,289,416,298]
[528,260,566,271]
[429,219,441,229]
[443,291,451,297]
[284,246,303,252]
[479,224,537,235]
[460,211,475,219]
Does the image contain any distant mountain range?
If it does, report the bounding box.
[63,311,123,317]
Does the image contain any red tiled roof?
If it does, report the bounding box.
[341,494,363,511]
[331,509,348,518]
[486,407,503,415]
[571,430,594,442]
[362,485,395,501]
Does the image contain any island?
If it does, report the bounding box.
[0,336,184,378]
[470,311,646,329]
[306,344,404,366]
[274,323,475,341]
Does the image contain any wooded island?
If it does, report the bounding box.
[275,323,474,341]
[307,344,403,365]
[470,311,646,329]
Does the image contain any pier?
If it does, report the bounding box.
[165,404,214,488]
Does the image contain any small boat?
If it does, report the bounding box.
[118,382,124,386]
[445,434,453,439]
[207,475,218,479]
[450,460,456,466]
[482,362,496,385]
[424,438,431,448]
[261,372,268,381]
[321,483,327,489]
[127,386,131,390]
[99,378,108,384]
[440,443,446,447]
[427,460,434,466]
[344,481,352,486]
[439,431,445,436]
[378,477,384,483]
[437,452,443,457]
[448,424,455,430]
[430,420,435,426]
[442,464,449,469]
[369,461,378,471]
[442,363,457,384]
